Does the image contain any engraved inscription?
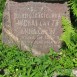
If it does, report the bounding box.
[5,1,69,55]
[12,5,63,51]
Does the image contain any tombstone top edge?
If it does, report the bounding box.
[9,0,67,2]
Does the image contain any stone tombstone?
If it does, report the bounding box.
[2,0,69,56]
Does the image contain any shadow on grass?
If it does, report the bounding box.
[57,75,70,77]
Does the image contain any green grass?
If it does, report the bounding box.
[0,0,77,77]
[0,0,6,34]
[0,44,75,77]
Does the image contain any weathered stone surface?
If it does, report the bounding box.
[2,0,69,55]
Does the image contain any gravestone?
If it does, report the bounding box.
[2,0,69,56]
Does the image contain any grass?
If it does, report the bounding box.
[0,0,77,77]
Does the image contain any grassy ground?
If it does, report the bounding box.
[0,0,77,77]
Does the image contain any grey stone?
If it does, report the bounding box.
[72,69,77,77]
[2,0,70,56]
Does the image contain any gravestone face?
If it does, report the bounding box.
[2,0,69,55]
